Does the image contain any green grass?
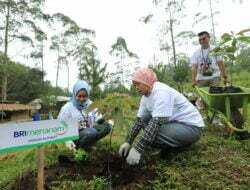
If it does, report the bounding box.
[0,143,68,189]
[0,149,36,188]
[233,71,250,87]
[0,90,250,189]
[0,114,249,190]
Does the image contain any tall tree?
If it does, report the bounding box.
[109,37,138,87]
[0,0,49,101]
[73,39,96,77]
[50,13,95,89]
[30,31,47,84]
[141,0,187,66]
[196,0,244,41]
[153,0,186,67]
[50,34,68,88]
[79,49,107,99]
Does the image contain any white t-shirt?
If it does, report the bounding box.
[57,102,83,121]
[137,82,205,127]
[191,45,223,80]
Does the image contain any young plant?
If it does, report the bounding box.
[74,149,88,161]
[212,29,250,86]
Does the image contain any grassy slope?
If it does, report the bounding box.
[0,113,249,190]
[1,72,250,189]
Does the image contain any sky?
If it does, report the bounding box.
[28,0,250,89]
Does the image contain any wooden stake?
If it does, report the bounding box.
[37,146,45,190]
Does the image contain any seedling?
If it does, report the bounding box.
[212,29,250,86]
[74,149,88,161]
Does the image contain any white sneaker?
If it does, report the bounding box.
[108,120,114,128]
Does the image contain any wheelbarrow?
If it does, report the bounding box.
[195,86,250,136]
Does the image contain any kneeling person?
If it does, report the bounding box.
[119,68,205,165]
[58,80,111,151]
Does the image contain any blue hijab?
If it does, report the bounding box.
[71,80,91,111]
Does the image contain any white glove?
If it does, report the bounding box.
[119,142,130,157]
[88,108,103,126]
[126,147,141,165]
[65,141,76,151]
[108,120,114,128]
[95,112,103,121]
[90,108,102,120]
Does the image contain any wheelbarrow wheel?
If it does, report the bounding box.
[230,108,244,129]
[230,108,250,140]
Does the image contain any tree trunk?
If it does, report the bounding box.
[167,48,170,64]
[169,20,176,67]
[41,41,44,85]
[91,48,95,90]
[209,0,216,41]
[79,55,82,77]
[56,49,60,88]
[2,0,11,101]
[167,0,177,68]
[120,51,124,87]
[67,63,69,91]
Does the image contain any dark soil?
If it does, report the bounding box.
[10,151,159,190]
[209,86,243,94]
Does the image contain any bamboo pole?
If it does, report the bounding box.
[37,146,45,190]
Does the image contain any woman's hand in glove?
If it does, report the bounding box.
[126,147,141,165]
[119,142,130,157]
[65,141,76,151]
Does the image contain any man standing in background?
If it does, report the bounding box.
[191,31,228,87]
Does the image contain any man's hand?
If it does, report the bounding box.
[119,142,130,157]
[192,65,198,88]
[126,147,141,165]
[223,76,230,85]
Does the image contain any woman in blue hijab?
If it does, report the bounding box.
[71,80,91,111]
[58,80,111,151]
